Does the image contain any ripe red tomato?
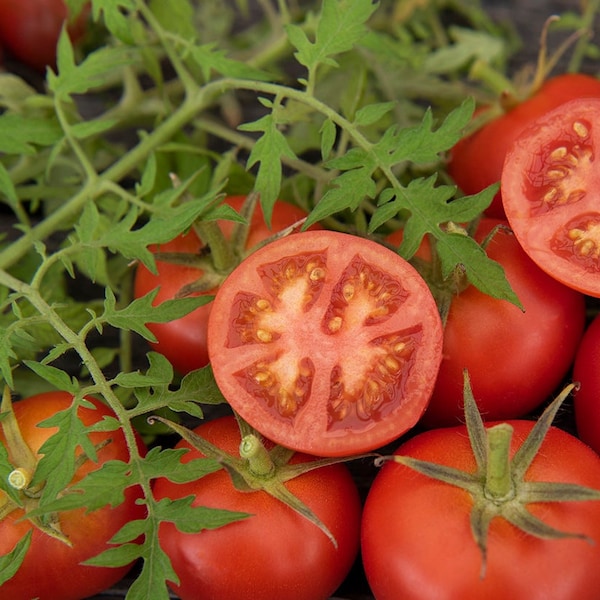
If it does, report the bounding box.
[501,97,600,298]
[0,0,90,71]
[133,196,311,374]
[361,419,600,600]
[207,230,443,457]
[574,315,600,455]
[448,73,600,218]
[0,391,146,600]
[153,415,362,600]
[421,218,586,428]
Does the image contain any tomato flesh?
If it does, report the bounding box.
[502,98,600,297]
[208,230,443,457]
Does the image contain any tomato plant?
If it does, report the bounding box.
[0,0,89,71]
[133,195,311,374]
[573,315,600,455]
[448,73,600,218]
[207,230,444,457]
[152,415,362,600]
[420,218,586,428]
[362,383,600,600]
[0,391,146,600]
[501,97,600,298]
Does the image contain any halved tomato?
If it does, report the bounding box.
[501,97,600,298]
[207,230,443,457]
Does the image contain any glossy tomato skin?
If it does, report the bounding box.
[153,415,362,600]
[361,420,600,600]
[0,392,146,600]
[133,196,310,374]
[0,0,90,71]
[448,73,600,218]
[501,97,600,298]
[574,315,600,455]
[207,230,444,457]
[421,218,586,428]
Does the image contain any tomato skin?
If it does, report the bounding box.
[448,73,600,218]
[133,196,311,374]
[0,0,89,71]
[361,420,600,600]
[421,218,586,428]
[0,392,146,600]
[501,97,600,298]
[207,230,443,457]
[153,415,362,600]
[574,315,600,455]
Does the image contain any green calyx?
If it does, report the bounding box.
[149,412,362,548]
[378,373,600,578]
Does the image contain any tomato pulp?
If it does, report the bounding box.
[133,196,311,374]
[207,230,443,457]
[448,73,600,218]
[502,97,600,298]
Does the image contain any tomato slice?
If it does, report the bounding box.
[207,230,443,457]
[501,97,600,297]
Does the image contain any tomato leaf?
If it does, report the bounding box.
[0,530,32,586]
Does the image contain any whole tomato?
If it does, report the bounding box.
[153,415,362,600]
[133,195,312,375]
[574,315,600,455]
[0,391,146,600]
[448,73,600,218]
[0,0,89,71]
[420,218,586,428]
[362,415,600,600]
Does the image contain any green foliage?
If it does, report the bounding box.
[0,0,596,596]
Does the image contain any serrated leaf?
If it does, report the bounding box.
[136,446,220,484]
[190,44,274,82]
[240,113,297,225]
[287,0,379,75]
[113,352,173,388]
[23,361,79,393]
[0,530,32,586]
[0,114,63,154]
[103,288,212,341]
[320,118,337,161]
[354,101,396,127]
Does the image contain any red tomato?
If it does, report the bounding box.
[133,196,310,374]
[0,0,90,71]
[361,420,600,600]
[448,73,600,218]
[574,315,600,455]
[207,230,443,457]
[501,97,600,298]
[153,415,362,600]
[421,218,586,428]
[0,391,146,600]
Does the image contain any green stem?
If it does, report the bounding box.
[484,423,514,502]
[239,435,276,478]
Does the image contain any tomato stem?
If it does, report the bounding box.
[484,423,515,502]
[239,435,276,478]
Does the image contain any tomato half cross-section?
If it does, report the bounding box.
[501,97,600,298]
[207,230,444,457]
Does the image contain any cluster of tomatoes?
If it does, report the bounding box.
[2,2,600,599]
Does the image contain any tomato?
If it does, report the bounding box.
[574,315,600,455]
[0,391,146,600]
[0,0,90,72]
[501,97,600,298]
[361,419,600,600]
[133,196,311,374]
[420,218,586,428]
[448,73,600,218]
[153,415,362,600]
[207,230,443,457]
